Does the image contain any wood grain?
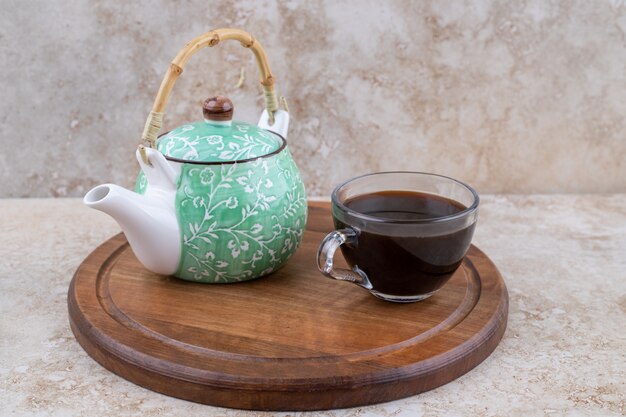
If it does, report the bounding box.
[202,96,233,121]
[68,202,508,411]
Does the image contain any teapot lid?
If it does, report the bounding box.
[156,96,283,163]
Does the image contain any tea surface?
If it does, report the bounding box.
[344,190,466,220]
[337,191,475,297]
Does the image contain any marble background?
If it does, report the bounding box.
[1,0,626,197]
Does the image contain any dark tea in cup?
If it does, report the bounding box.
[317,172,479,302]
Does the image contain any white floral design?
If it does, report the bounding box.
[173,148,307,283]
[157,121,282,162]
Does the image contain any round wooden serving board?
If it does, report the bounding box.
[68,202,508,411]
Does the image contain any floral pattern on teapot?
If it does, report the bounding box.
[157,121,282,163]
[136,147,307,283]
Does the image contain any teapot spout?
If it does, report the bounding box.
[83,183,180,275]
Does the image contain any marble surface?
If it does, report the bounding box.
[2,1,626,198]
[1,196,625,416]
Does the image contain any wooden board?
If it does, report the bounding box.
[68,202,508,411]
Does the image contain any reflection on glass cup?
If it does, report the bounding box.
[317,172,480,303]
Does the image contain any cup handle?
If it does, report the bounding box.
[317,228,372,289]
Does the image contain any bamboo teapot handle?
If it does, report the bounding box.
[140,28,280,163]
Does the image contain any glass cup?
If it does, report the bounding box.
[317,172,480,302]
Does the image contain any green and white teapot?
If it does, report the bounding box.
[84,28,307,283]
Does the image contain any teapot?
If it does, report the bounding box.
[84,28,307,283]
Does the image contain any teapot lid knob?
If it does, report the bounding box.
[203,96,233,122]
